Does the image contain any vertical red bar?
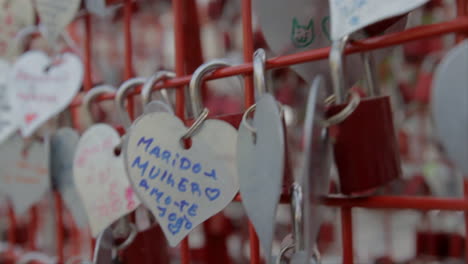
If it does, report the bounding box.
[27,206,38,251]
[54,192,64,264]
[124,0,135,119]
[173,0,190,263]
[84,14,93,92]
[464,180,468,264]
[7,202,16,251]
[457,0,467,42]
[241,0,260,263]
[341,207,354,264]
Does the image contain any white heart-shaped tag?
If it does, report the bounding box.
[36,0,81,44]
[237,94,284,260]
[10,51,83,137]
[0,59,19,144]
[0,134,49,215]
[124,112,238,246]
[50,128,88,228]
[329,0,428,40]
[85,0,120,17]
[73,124,140,237]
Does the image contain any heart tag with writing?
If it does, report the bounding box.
[329,0,428,40]
[73,124,140,237]
[36,0,81,44]
[124,112,239,246]
[0,0,35,59]
[0,134,49,215]
[50,128,88,228]
[10,51,83,137]
[301,76,331,260]
[237,94,284,260]
[0,60,19,144]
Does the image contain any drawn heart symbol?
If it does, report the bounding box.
[36,0,81,43]
[73,124,140,237]
[0,134,49,215]
[10,51,83,137]
[124,112,238,246]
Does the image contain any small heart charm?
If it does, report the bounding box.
[10,51,83,137]
[0,134,49,215]
[73,124,140,237]
[0,60,19,144]
[50,128,88,228]
[124,112,238,246]
[36,0,81,43]
[237,94,284,260]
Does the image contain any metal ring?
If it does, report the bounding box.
[115,223,137,251]
[329,35,349,104]
[291,183,304,252]
[181,108,209,140]
[324,90,361,126]
[241,101,284,142]
[253,48,268,96]
[83,85,117,124]
[275,242,295,264]
[141,71,175,107]
[115,77,146,129]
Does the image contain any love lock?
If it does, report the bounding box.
[325,36,401,195]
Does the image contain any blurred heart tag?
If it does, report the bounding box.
[10,51,83,137]
[124,112,238,246]
[0,60,18,144]
[329,0,428,40]
[50,128,88,228]
[36,0,81,44]
[73,124,140,237]
[85,0,120,17]
[0,134,49,215]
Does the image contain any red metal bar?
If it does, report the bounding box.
[68,18,468,108]
[341,207,354,264]
[54,192,64,264]
[27,205,38,251]
[83,14,92,92]
[457,0,467,42]
[7,202,16,251]
[464,180,468,264]
[123,0,135,120]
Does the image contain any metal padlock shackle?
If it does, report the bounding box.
[141,71,175,107]
[183,60,243,139]
[83,85,117,124]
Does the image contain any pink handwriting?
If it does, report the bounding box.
[16,70,70,82]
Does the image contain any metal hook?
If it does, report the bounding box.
[115,223,138,251]
[362,52,379,97]
[253,48,269,96]
[115,77,146,129]
[141,71,175,107]
[83,85,116,124]
[291,183,304,252]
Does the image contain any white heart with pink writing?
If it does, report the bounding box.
[73,124,140,237]
[10,51,83,137]
[36,0,81,44]
[124,112,239,246]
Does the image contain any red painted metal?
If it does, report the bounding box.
[341,207,353,264]
[7,203,16,251]
[54,192,64,264]
[83,14,92,92]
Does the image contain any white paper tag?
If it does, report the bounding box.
[237,94,284,260]
[85,0,120,17]
[10,51,83,137]
[124,112,239,247]
[0,0,35,59]
[36,0,81,44]
[73,124,140,237]
[0,134,49,215]
[329,0,428,40]
[0,59,18,143]
[50,128,88,228]
[432,40,468,175]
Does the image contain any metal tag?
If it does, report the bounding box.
[85,0,120,17]
[237,94,284,260]
[93,226,114,264]
[50,128,88,228]
[432,40,468,175]
[124,112,239,247]
[143,101,174,115]
[301,76,331,259]
[0,60,18,144]
[73,124,140,237]
[0,134,49,215]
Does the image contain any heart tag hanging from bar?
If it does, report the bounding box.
[432,40,468,175]
[0,59,19,144]
[237,49,284,261]
[329,0,428,40]
[50,128,88,228]
[0,134,49,215]
[124,62,239,247]
[10,51,83,137]
[36,0,81,44]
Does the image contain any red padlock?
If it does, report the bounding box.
[326,36,401,195]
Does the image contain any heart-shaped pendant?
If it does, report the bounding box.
[124,112,238,246]
[329,0,428,40]
[10,51,83,137]
[73,124,140,237]
[50,128,88,228]
[0,134,49,215]
[36,0,81,44]
[0,60,19,144]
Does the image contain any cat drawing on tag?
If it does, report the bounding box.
[291,18,315,48]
